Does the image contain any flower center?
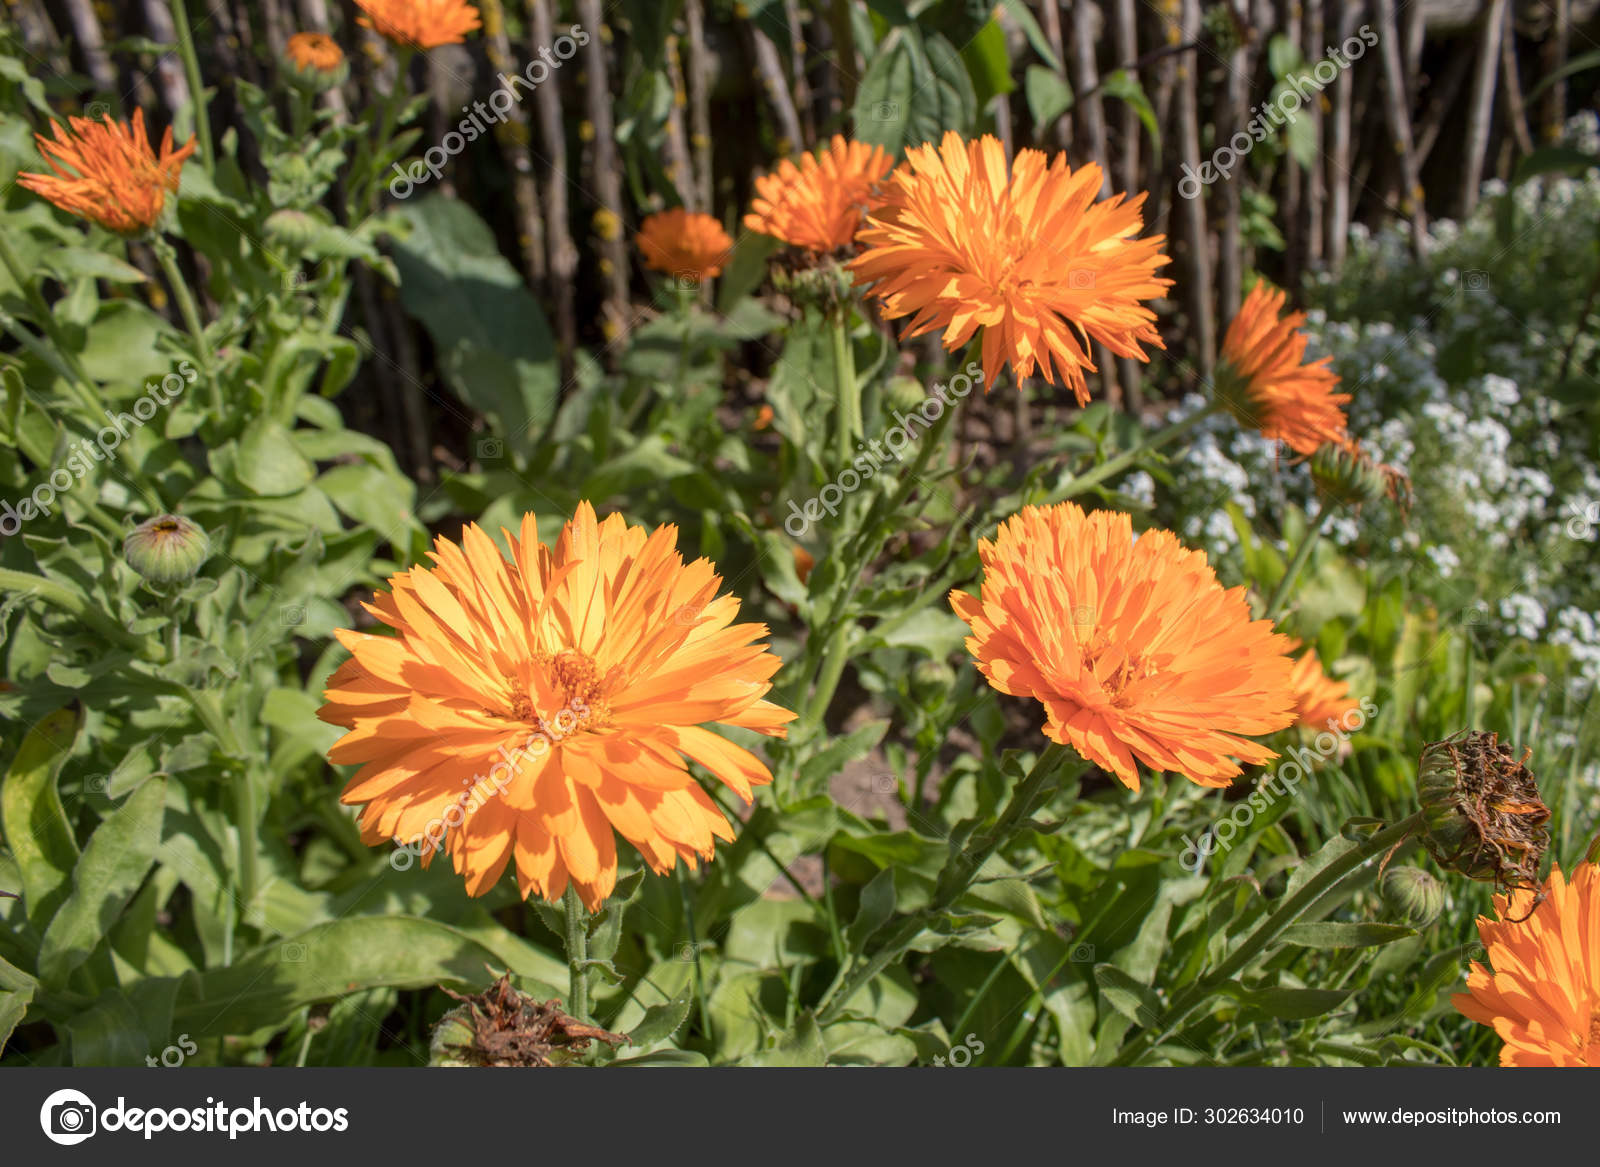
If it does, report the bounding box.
[503,649,617,737]
[1586,1011,1600,1065]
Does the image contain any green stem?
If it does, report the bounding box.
[563,882,590,1022]
[816,743,1079,1024]
[168,0,214,176]
[675,868,714,1046]
[0,567,148,653]
[1044,402,1218,503]
[829,308,859,471]
[361,48,415,212]
[0,230,107,419]
[152,237,221,417]
[1265,504,1333,619]
[1111,810,1427,1065]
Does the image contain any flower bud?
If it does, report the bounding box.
[910,658,956,708]
[885,374,928,416]
[1380,866,1444,927]
[284,32,349,92]
[1310,439,1389,509]
[123,514,209,584]
[1417,729,1549,891]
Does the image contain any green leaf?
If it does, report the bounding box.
[853,31,917,153]
[1025,65,1074,130]
[1094,964,1161,1027]
[170,917,509,1037]
[845,866,899,950]
[391,194,559,441]
[612,1049,710,1067]
[0,985,32,1057]
[1280,922,1416,949]
[1100,70,1161,156]
[37,777,168,986]
[744,1012,827,1066]
[234,417,317,496]
[625,982,693,1048]
[1229,985,1353,1020]
[0,705,82,930]
[998,0,1062,71]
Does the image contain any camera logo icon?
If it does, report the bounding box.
[40,1088,97,1145]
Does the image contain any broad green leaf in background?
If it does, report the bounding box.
[0,705,82,931]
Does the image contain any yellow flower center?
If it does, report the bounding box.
[504,649,618,736]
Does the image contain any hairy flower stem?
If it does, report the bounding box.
[1265,504,1333,619]
[1111,810,1428,1065]
[563,883,590,1022]
[829,308,859,473]
[1045,402,1219,503]
[152,237,220,417]
[169,0,214,175]
[816,743,1079,1023]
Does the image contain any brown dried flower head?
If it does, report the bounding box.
[1417,730,1549,905]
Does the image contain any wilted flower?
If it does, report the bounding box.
[430,973,625,1067]
[850,132,1171,402]
[19,110,196,235]
[637,208,733,284]
[744,135,892,253]
[284,32,349,90]
[318,503,795,910]
[354,0,481,49]
[1417,730,1549,893]
[1215,282,1349,456]
[123,514,210,584]
[950,503,1298,790]
[1454,862,1600,1066]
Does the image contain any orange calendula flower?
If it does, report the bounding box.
[744,134,893,253]
[18,109,195,235]
[850,132,1171,402]
[1454,862,1600,1066]
[1216,282,1350,455]
[1286,642,1359,730]
[951,503,1297,790]
[637,208,733,283]
[354,0,481,49]
[286,31,345,72]
[318,503,796,910]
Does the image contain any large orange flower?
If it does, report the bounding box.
[744,135,893,253]
[1454,862,1600,1066]
[1287,642,1359,730]
[850,132,1171,402]
[318,503,796,910]
[1216,282,1350,455]
[18,109,195,235]
[637,208,733,283]
[951,503,1297,789]
[355,0,481,49]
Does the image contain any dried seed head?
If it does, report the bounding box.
[1417,730,1549,897]
[429,972,627,1067]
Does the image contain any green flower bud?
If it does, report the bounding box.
[910,657,956,707]
[1380,866,1445,927]
[885,375,927,416]
[1311,440,1389,509]
[1417,730,1549,890]
[123,514,209,584]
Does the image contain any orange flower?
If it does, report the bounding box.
[744,135,893,253]
[1216,282,1350,455]
[951,503,1297,790]
[18,109,195,235]
[354,0,481,49]
[318,503,796,910]
[850,132,1171,403]
[637,208,733,283]
[286,31,345,72]
[1454,862,1600,1066]
[1286,642,1359,730]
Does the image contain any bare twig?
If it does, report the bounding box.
[1460,0,1508,218]
[1373,0,1427,255]
[1174,0,1214,375]
[529,0,578,386]
[478,0,547,286]
[575,0,632,346]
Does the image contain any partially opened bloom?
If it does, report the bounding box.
[951,503,1297,790]
[1216,282,1349,455]
[1286,642,1359,729]
[18,109,195,235]
[319,503,796,910]
[285,32,349,89]
[355,0,481,49]
[745,135,893,253]
[637,208,733,283]
[1454,862,1600,1066]
[850,132,1171,402]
